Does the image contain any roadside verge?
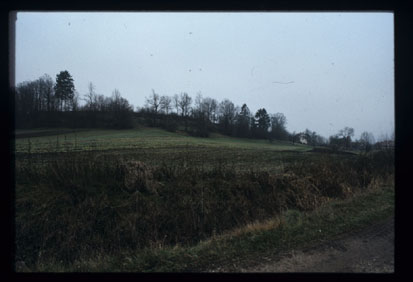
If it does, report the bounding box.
[31,185,394,272]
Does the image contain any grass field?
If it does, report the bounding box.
[14,127,394,272]
[14,127,313,171]
[14,127,311,153]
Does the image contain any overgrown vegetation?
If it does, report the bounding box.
[15,148,394,270]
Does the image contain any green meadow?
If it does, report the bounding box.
[15,127,311,153]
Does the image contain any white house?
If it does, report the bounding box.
[298,133,308,144]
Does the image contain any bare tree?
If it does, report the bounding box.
[38,74,55,112]
[338,126,355,149]
[339,127,354,139]
[83,82,98,111]
[194,92,203,112]
[96,94,110,111]
[201,97,216,123]
[209,98,218,123]
[160,95,172,114]
[360,131,375,152]
[15,81,37,116]
[173,94,180,115]
[179,92,192,117]
[112,88,121,100]
[145,89,161,114]
[71,91,80,111]
[177,92,192,131]
[193,94,217,122]
[270,113,288,140]
[218,99,238,135]
[194,92,213,120]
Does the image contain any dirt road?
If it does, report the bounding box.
[209,217,394,273]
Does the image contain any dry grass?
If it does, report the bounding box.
[15,149,394,268]
[225,217,283,238]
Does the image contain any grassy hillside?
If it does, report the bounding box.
[14,127,314,171]
[14,127,310,154]
[14,127,394,272]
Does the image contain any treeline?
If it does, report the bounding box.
[14,71,298,142]
[14,70,393,150]
[14,71,134,129]
[12,71,327,145]
[329,127,394,152]
[139,92,394,151]
[138,89,294,141]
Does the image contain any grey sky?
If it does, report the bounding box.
[15,12,394,139]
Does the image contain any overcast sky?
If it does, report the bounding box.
[15,12,394,139]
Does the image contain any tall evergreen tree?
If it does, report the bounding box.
[235,103,251,137]
[254,108,270,139]
[54,70,75,111]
